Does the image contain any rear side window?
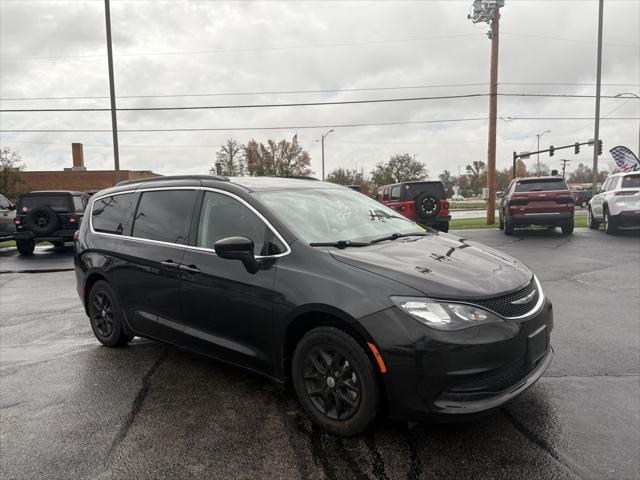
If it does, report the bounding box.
[196,191,285,256]
[92,193,137,235]
[132,190,197,244]
[0,194,11,209]
[622,175,640,189]
[73,196,85,213]
[18,195,71,212]
[515,179,568,192]
[390,186,401,201]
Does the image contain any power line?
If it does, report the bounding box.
[1,117,637,134]
[501,31,639,48]
[1,83,637,102]
[0,93,634,113]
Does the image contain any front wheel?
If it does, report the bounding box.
[291,327,379,437]
[504,219,514,236]
[16,239,35,255]
[561,219,574,235]
[88,280,133,347]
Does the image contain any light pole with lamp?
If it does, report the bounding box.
[536,130,551,177]
[615,93,640,157]
[321,129,334,180]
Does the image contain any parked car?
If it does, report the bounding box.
[14,190,89,255]
[376,181,451,232]
[572,189,593,208]
[75,175,553,436]
[588,172,640,234]
[499,176,575,235]
[0,193,16,241]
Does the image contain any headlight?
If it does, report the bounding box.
[391,296,503,331]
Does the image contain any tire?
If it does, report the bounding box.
[588,207,599,230]
[16,239,35,255]
[291,326,379,437]
[53,240,65,251]
[499,214,504,230]
[26,207,58,236]
[504,218,514,236]
[415,193,440,219]
[87,280,133,347]
[603,207,617,235]
[561,219,574,235]
[437,222,449,233]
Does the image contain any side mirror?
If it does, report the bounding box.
[214,236,261,274]
[496,191,505,198]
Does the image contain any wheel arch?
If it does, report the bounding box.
[281,307,388,400]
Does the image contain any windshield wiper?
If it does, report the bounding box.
[369,232,429,244]
[309,240,371,249]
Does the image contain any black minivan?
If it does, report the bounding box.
[75,175,553,436]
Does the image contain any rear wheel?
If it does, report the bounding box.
[292,326,379,437]
[16,239,35,255]
[561,219,574,235]
[437,221,449,233]
[603,207,617,235]
[499,213,504,230]
[588,207,599,230]
[504,218,514,236]
[88,280,133,347]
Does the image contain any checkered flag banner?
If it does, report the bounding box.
[610,145,640,173]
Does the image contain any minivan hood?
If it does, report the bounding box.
[330,233,532,300]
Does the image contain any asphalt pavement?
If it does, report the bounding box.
[1,229,639,480]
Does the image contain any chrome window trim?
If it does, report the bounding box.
[89,186,292,259]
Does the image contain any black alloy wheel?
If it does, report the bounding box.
[303,347,361,421]
[88,280,133,347]
[292,327,379,437]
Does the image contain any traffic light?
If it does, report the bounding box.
[597,140,603,155]
[574,142,580,154]
[549,145,555,157]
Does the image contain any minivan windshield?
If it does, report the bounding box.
[258,187,421,244]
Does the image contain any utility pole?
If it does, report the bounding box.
[560,159,570,179]
[592,0,604,192]
[321,129,334,181]
[104,0,119,174]
[469,0,504,225]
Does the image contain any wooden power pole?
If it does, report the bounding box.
[104,0,120,173]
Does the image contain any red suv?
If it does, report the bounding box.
[499,176,574,235]
[377,181,450,232]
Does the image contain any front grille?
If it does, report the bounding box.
[473,279,539,318]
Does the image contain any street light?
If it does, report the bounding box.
[321,129,334,181]
[536,130,551,177]
[615,93,640,158]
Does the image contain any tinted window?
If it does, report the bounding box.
[390,186,401,201]
[18,195,71,212]
[92,193,137,235]
[622,174,640,189]
[132,190,197,244]
[197,191,284,256]
[406,183,446,199]
[515,179,568,192]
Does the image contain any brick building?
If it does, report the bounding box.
[20,143,160,194]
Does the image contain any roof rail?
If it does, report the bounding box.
[273,175,320,181]
[115,174,230,187]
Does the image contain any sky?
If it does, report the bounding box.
[0,0,638,179]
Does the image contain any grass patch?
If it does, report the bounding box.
[449,201,487,210]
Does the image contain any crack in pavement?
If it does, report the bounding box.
[500,407,582,479]
[105,347,169,460]
[364,433,390,480]
[400,425,423,480]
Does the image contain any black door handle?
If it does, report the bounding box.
[179,264,201,273]
[161,260,179,269]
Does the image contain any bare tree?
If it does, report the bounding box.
[215,139,244,176]
[0,147,26,199]
[244,139,312,177]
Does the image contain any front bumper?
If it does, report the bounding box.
[358,298,553,421]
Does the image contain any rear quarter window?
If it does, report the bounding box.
[17,195,72,212]
[514,179,568,192]
[390,186,401,201]
[622,175,640,189]
[92,193,137,235]
[131,190,198,244]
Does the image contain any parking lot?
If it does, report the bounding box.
[1,228,638,480]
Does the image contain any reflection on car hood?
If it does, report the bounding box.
[330,232,532,300]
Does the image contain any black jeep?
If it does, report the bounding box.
[14,191,89,255]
